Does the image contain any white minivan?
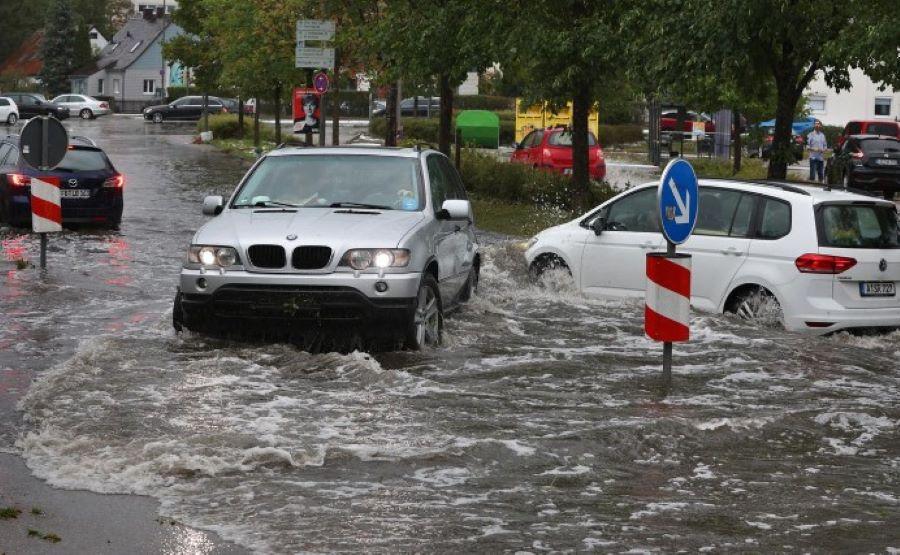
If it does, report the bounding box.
[525,179,900,334]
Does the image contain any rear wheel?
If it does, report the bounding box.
[153,112,163,123]
[458,266,479,303]
[529,254,570,282]
[80,108,93,120]
[6,113,16,125]
[726,286,782,325]
[405,274,442,350]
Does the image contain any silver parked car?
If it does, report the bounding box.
[173,146,480,349]
[51,94,111,119]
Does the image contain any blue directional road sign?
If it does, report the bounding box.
[657,158,699,245]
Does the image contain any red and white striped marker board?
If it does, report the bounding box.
[31,176,62,233]
[645,253,691,342]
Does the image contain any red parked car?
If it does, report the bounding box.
[660,110,715,133]
[837,120,900,148]
[511,127,606,180]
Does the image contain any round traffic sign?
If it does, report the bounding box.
[313,71,330,94]
[20,116,69,170]
[657,158,699,245]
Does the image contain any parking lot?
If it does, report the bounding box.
[1,116,898,552]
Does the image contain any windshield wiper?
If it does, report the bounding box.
[329,202,392,210]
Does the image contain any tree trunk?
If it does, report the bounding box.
[732,108,741,174]
[202,91,209,132]
[274,83,282,145]
[385,83,398,146]
[238,97,244,140]
[767,85,799,179]
[438,73,454,156]
[571,85,592,211]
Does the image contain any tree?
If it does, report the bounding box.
[631,0,900,180]
[0,0,49,65]
[503,0,625,210]
[39,0,78,98]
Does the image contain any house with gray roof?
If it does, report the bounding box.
[70,11,184,113]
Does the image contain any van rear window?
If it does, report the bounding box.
[818,204,900,249]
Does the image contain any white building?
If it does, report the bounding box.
[88,26,108,55]
[132,0,177,14]
[805,67,899,126]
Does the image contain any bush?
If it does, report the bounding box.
[370,115,517,146]
[198,114,277,142]
[597,124,643,146]
[459,150,616,211]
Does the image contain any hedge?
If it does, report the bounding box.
[198,114,279,142]
[454,95,516,111]
[458,150,617,212]
[597,124,643,146]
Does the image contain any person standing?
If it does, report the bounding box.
[807,120,827,182]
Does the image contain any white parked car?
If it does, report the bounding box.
[0,97,18,125]
[525,179,900,334]
[50,94,111,119]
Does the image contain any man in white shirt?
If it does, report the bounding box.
[807,120,827,182]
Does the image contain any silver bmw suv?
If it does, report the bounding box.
[173,146,480,349]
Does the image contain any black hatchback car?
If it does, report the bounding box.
[3,92,70,120]
[828,135,900,200]
[0,135,123,228]
[143,95,226,123]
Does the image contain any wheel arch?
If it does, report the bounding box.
[721,279,783,314]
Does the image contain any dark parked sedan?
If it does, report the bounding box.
[3,92,70,120]
[143,95,226,123]
[372,97,440,117]
[0,135,123,228]
[827,135,900,200]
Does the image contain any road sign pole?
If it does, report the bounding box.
[40,116,49,269]
[661,239,676,388]
[319,90,326,146]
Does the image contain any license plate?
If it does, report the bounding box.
[859,281,896,297]
[60,189,91,199]
[875,159,898,166]
[563,168,572,175]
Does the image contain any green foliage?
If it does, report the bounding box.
[597,124,644,147]
[39,0,78,98]
[470,197,576,237]
[459,150,616,212]
[454,95,515,111]
[334,91,372,118]
[199,114,276,141]
[0,0,48,66]
[689,157,769,180]
[1,507,22,519]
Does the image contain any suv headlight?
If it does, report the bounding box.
[186,245,241,268]
[340,249,410,270]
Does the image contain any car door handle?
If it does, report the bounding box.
[640,242,655,249]
[721,247,740,255]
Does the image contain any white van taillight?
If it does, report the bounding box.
[795,253,857,274]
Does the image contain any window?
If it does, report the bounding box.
[97,79,104,94]
[89,31,98,39]
[548,131,597,146]
[55,149,111,172]
[730,194,755,238]
[0,99,8,107]
[604,188,659,233]
[130,41,143,53]
[757,197,791,239]
[694,188,745,237]
[807,95,826,113]
[427,154,449,212]
[109,42,119,52]
[142,79,155,94]
[845,122,862,135]
[438,156,467,201]
[818,204,899,249]
[867,122,899,136]
[113,79,120,94]
[874,98,892,117]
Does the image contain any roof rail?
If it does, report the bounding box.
[70,135,97,146]
[700,177,812,196]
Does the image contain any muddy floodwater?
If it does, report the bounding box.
[1,116,898,553]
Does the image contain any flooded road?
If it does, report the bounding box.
[2,116,899,553]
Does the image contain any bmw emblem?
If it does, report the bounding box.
[879,258,887,272]
[286,234,297,241]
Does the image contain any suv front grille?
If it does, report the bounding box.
[247,244,286,268]
[292,246,332,270]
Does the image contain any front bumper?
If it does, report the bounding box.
[178,269,421,334]
[849,166,900,191]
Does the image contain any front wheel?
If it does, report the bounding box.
[153,112,164,123]
[173,292,184,332]
[80,108,93,120]
[6,113,17,125]
[405,274,443,350]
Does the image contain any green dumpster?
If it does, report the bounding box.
[456,110,500,149]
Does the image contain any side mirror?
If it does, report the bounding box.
[202,195,224,216]
[513,141,522,150]
[591,217,606,236]
[438,199,472,221]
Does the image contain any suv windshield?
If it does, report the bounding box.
[548,131,597,146]
[232,154,423,210]
[55,148,110,172]
[818,204,900,249]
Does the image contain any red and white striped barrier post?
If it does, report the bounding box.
[645,252,691,341]
[31,176,62,269]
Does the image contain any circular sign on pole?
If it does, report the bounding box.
[20,116,69,170]
[313,71,330,94]
[657,158,699,245]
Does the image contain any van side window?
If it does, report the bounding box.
[757,197,791,239]
[729,194,755,237]
[605,188,659,232]
[694,188,743,236]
